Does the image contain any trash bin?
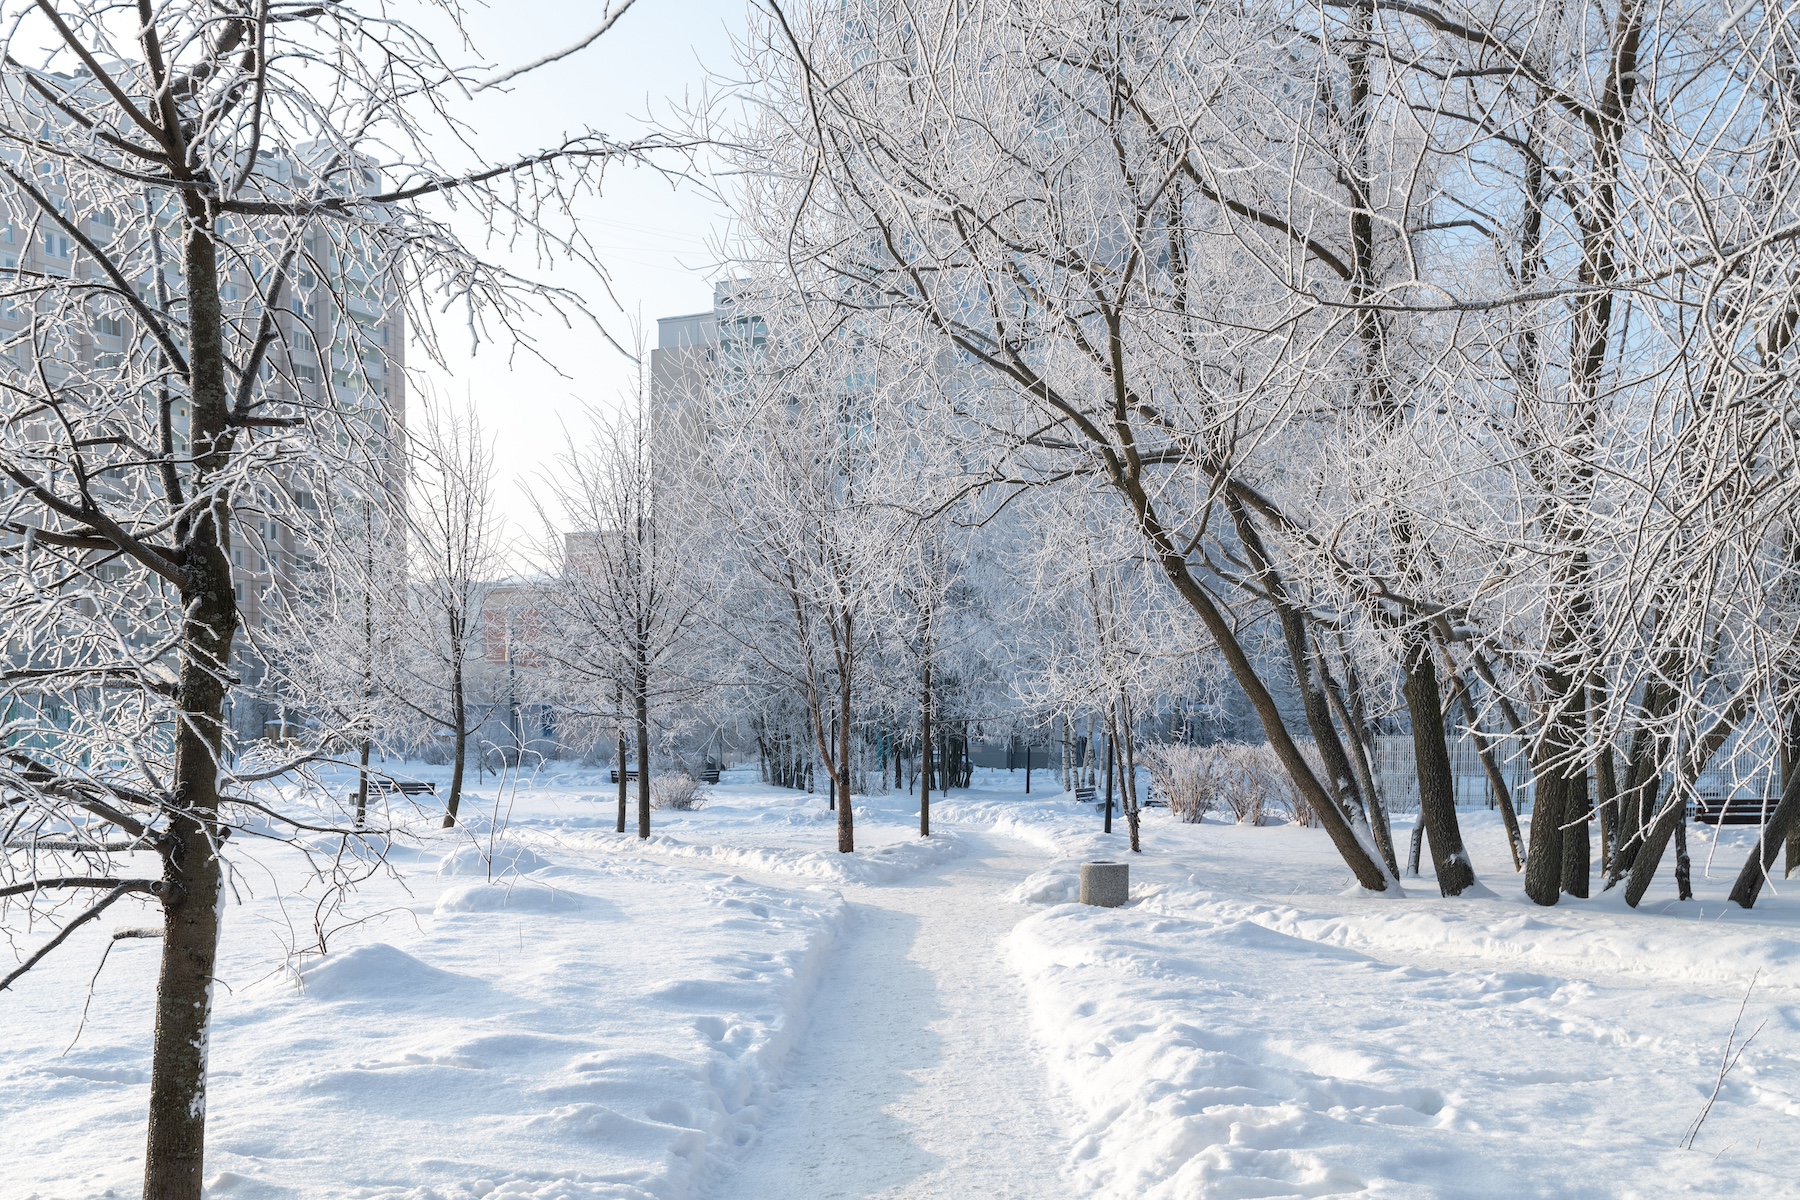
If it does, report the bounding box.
[1080,860,1128,907]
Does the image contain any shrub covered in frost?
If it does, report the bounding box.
[1142,743,1228,823]
[1142,741,1323,826]
[652,773,706,811]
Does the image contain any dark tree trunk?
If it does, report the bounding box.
[1673,814,1692,901]
[1607,676,1674,886]
[1103,709,1115,835]
[1561,769,1592,899]
[616,728,628,833]
[1621,779,1674,907]
[635,673,650,840]
[1401,633,1474,895]
[355,739,371,829]
[443,667,467,828]
[1627,698,1746,906]
[1227,497,1376,844]
[1524,674,1581,905]
[919,659,931,837]
[1323,654,1397,875]
[143,201,239,1200]
[1595,741,1619,875]
[1727,766,1800,908]
[1444,660,1525,871]
[837,663,854,852]
[1150,552,1388,888]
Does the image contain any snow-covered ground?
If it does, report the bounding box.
[5,765,1799,1199]
[938,788,1800,1199]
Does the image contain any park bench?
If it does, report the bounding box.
[1074,784,1096,804]
[1693,795,1777,826]
[609,767,639,784]
[355,778,436,798]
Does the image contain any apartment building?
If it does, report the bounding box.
[0,69,406,744]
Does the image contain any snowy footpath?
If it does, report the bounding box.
[704,829,1072,1200]
[5,766,1800,1199]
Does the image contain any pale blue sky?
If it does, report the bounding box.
[419,0,749,535]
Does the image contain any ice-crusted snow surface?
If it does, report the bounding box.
[6,764,1800,1199]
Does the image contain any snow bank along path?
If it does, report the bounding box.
[703,828,1075,1200]
[941,792,1800,1200]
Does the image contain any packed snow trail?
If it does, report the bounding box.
[706,828,1076,1200]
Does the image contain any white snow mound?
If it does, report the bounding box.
[434,881,594,915]
[296,943,468,1001]
[436,841,552,877]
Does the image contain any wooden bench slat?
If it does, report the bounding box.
[1694,797,1777,826]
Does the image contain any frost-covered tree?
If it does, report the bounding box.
[533,396,702,838]
[738,0,1800,909]
[395,400,505,828]
[690,284,914,853]
[0,3,670,1193]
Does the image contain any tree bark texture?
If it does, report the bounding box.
[919,658,931,837]
[144,206,239,1200]
[1402,633,1475,895]
[1561,769,1593,898]
[836,626,855,853]
[443,671,467,828]
[1626,697,1746,906]
[1524,684,1578,905]
[1727,766,1800,908]
[635,674,651,840]
[617,728,629,833]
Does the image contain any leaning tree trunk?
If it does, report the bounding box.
[144,203,239,1200]
[1626,698,1746,907]
[1607,673,1676,886]
[1323,653,1399,876]
[1727,766,1800,908]
[1138,514,1388,888]
[1402,633,1475,895]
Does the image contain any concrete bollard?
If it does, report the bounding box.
[1080,860,1129,907]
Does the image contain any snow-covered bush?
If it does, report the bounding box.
[1141,741,1332,826]
[1211,744,1276,825]
[1142,743,1228,823]
[1277,782,1322,828]
[652,773,706,811]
